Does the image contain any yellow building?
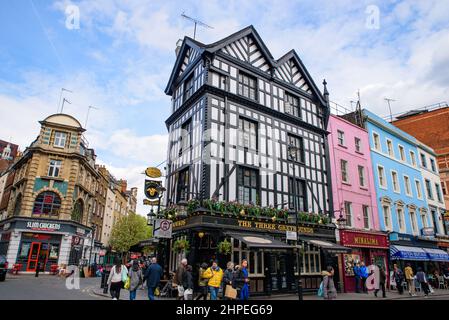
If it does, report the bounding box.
[0,114,98,272]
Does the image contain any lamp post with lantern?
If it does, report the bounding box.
[287,143,303,301]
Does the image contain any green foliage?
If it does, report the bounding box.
[217,239,232,255]
[173,239,190,253]
[109,212,152,254]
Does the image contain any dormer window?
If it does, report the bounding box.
[54,131,67,148]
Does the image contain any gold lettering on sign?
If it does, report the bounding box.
[172,220,186,228]
[353,237,378,246]
[254,222,276,230]
[297,226,314,234]
[238,220,253,228]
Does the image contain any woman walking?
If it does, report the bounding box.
[128,260,143,300]
[322,266,337,300]
[416,267,430,297]
[195,262,209,300]
[222,262,235,300]
[234,260,250,300]
[107,257,128,300]
[374,265,387,298]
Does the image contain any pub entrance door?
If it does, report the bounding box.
[268,253,290,292]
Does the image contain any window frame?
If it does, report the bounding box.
[358,165,366,188]
[237,71,257,101]
[337,130,345,146]
[403,175,412,197]
[362,205,370,229]
[397,206,406,233]
[183,72,195,102]
[238,117,258,151]
[288,134,305,163]
[373,132,381,151]
[180,118,193,155]
[341,159,349,184]
[435,183,443,202]
[53,131,67,149]
[48,159,62,178]
[425,179,433,200]
[420,153,427,168]
[355,137,362,153]
[176,167,190,203]
[398,145,406,162]
[237,166,259,205]
[415,179,423,199]
[391,170,400,193]
[410,150,416,167]
[386,139,394,158]
[344,201,353,227]
[284,92,300,118]
[289,177,307,212]
[377,165,387,189]
[382,204,392,231]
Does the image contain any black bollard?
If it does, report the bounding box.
[35,262,41,277]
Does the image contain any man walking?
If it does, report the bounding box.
[353,262,361,293]
[174,258,188,300]
[144,257,163,300]
[404,263,416,296]
[360,262,369,293]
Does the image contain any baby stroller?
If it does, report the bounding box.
[160,272,176,298]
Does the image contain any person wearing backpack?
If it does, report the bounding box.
[107,257,128,300]
[322,266,337,300]
[128,260,143,300]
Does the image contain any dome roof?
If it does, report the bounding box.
[41,113,83,129]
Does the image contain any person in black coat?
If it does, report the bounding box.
[182,265,194,300]
[144,257,163,300]
[222,262,235,299]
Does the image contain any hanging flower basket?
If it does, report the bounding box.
[217,239,232,255]
[173,239,190,254]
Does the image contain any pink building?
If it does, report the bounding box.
[328,114,389,293]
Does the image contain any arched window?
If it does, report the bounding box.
[13,194,22,216]
[72,199,84,223]
[32,191,61,217]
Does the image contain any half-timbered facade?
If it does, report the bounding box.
[163,26,342,295]
[165,26,331,213]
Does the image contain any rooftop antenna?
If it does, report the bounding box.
[384,98,396,122]
[57,88,72,113]
[61,98,71,114]
[181,12,213,40]
[85,105,99,129]
[355,90,363,127]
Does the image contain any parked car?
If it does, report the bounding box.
[0,255,8,282]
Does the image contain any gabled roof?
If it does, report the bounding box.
[165,25,326,106]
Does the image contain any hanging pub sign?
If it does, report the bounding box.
[143,199,160,206]
[145,167,162,179]
[145,180,162,200]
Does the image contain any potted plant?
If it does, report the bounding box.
[217,239,232,255]
[173,239,190,254]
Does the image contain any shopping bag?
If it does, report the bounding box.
[317,281,324,297]
[225,285,237,299]
[124,276,130,290]
[154,287,160,296]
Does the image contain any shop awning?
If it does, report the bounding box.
[390,245,429,261]
[299,237,351,254]
[423,248,449,262]
[225,233,294,249]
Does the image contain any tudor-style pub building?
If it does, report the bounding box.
[163,26,348,295]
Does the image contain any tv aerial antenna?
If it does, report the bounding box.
[384,97,396,122]
[181,12,213,40]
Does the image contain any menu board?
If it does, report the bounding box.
[343,254,360,276]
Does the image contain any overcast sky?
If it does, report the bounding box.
[1,0,448,215]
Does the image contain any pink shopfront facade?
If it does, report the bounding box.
[328,114,388,292]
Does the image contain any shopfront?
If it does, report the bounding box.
[389,232,449,276]
[0,217,92,272]
[338,229,389,293]
[169,211,345,296]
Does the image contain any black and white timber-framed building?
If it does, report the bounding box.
[163,26,344,295]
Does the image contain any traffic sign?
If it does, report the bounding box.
[153,219,172,239]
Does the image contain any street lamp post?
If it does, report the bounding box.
[288,144,303,301]
[88,225,96,271]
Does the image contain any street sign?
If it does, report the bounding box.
[153,219,173,239]
[286,231,297,241]
[143,199,160,206]
[145,167,162,178]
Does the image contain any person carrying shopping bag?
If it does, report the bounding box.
[128,260,143,300]
[107,257,128,300]
[234,260,250,300]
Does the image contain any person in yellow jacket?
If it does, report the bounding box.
[404,263,416,296]
[203,260,224,300]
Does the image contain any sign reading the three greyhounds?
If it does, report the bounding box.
[153,219,172,239]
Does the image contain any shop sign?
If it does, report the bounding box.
[340,230,389,249]
[237,220,314,234]
[421,228,435,237]
[3,223,10,231]
[26,221,61,232]
[286,231,297,241]
[76,227,86,235]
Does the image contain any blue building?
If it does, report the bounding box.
[342,109,449,273]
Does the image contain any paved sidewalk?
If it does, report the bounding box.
[91,285,449,300]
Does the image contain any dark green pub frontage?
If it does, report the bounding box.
[168,210,349,296]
